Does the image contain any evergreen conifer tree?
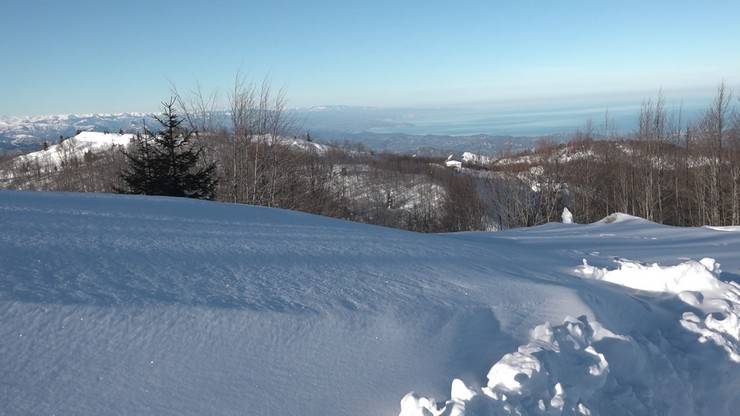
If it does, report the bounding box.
[119,99,217,199]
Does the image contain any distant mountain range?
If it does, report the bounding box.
[2,96,711,154]
[0,108,553,156]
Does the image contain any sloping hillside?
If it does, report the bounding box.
[0,192,738,415]
[12,131,133,169]
[4,131,329,175]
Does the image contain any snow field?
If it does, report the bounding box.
[1,193,739,416]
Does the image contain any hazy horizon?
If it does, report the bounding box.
[0,88,716,138]
[1,82,721,138]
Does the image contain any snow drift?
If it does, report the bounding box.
[577,257,740,362]
[575,257,723,294]
[1,191,739,416]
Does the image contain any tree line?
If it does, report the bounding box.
[0,78,488,232]
[1,80,738,231]
[492,83,740,227]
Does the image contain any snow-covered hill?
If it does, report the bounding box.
[2,131,328,176]
[12,131,133,169]
[0,113,150,152]
[1,192,738,415]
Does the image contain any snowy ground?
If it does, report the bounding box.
[1,192,738,415]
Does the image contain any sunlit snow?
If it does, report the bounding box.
[1,191,738,416]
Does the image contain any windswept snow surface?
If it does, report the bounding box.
[1,192,739,416]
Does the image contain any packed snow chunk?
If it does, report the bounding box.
[575,257,722,294]
[561,207,573,224]
[446,379,477,416]
[486,350,543,394]
[401,316,616,416]
[399,392,440,416]
[450,379,476,402]
[398,379,478,416]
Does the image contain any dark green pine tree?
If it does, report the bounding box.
[119,99,217,199]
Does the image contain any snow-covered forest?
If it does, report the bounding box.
[2,83,740,231]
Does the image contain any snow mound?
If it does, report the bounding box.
[561,207,573,224]
[576,258,740,362]
[597,213,643,224]
[705,225,740,232]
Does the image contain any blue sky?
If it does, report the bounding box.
[1,0,739,116]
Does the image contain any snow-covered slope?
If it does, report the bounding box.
[1,192,738,416]
[13,131,133,169]
[493,146,595,167]
[256,133,331,155]
[3,131,327,177]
